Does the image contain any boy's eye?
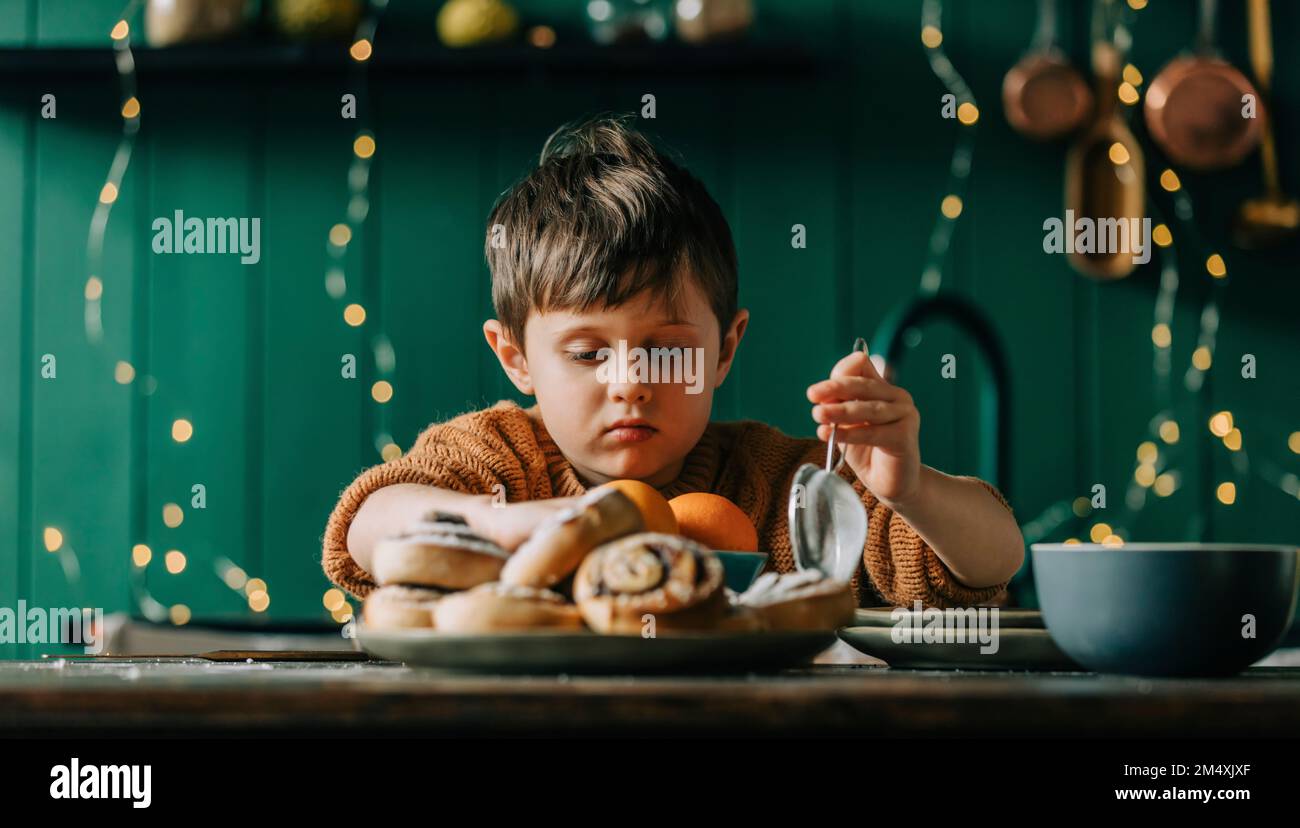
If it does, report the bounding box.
[569,350,605,363]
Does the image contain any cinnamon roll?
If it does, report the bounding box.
[574,533,726,634]
[372,510,509,590]
[362,584,444,630]
[501,488,644,588]
[432,582,585,633]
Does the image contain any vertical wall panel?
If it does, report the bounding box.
[379,79,488,440]
[0,94,29,658]
[0,0,30,45]
[848,0,961,477]
[731,78,840,437]
[141,83,257,619]
[262,81,365,620]
[35,0,140,46]
[29,87,137,653]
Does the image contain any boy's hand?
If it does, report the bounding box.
[807,350,922,508]
[470,495,583,553]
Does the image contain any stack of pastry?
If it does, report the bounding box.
[362,486,855,635]
[362,510,507,630]
[362,487,643,632]
[433,486,643,633]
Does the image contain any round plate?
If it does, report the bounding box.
[359,626,838,674]
[838,626,1080,671]
[853,606,1045,629]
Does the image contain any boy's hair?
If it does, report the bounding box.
[485,113,738,349]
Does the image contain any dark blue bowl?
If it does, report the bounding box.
[1032,543,1299,677]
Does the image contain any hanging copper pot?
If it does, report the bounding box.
[1003,0,1094,140]
[1144,0,1261,171]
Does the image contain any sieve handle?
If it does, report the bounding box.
[825,337,871,473]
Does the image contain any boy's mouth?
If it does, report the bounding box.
[605,418,657,444]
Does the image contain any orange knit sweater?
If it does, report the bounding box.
[321,400,1014,608]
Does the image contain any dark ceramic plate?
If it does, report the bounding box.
[837,626,1080,671]
[853,606,1045,629]
[358,625,835,674]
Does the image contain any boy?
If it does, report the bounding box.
[323,114,1024,608]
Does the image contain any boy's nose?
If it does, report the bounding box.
[607,380,652,406]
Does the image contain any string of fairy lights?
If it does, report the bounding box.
[319,0,397,627]
[911,0,1299,556]
[918,0,978,296]
[53,1,394,633]
[1057,1,1300,544]
[36,2,148,624]
[88,5,276,628]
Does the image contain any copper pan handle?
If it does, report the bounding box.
[1196,0,1218,54]
[1247,0,1281,198]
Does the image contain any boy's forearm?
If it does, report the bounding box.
[881,466,1025,589]
[346,484,493,575]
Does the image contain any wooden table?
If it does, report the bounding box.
[2,657,1298,737]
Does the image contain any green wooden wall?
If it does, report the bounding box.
[2,0,1297,658]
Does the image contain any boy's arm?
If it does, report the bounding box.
[323,406,528,599]
[841,468,1020,609]
[346,484,580,575]
[345,484,494,576]
[879,466,1025,590]
[322,451,490,599]
[808,349,1024,606]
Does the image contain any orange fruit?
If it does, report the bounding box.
[668,493,758,552]
[598,479,679,534]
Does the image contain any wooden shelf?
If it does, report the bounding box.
[0,40,833,79]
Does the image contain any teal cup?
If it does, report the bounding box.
[715,550,770,592]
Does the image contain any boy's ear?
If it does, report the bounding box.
[482,319,534,395]
[713,309,749,388]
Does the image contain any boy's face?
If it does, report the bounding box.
[485,276,747,489]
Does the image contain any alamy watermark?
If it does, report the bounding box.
[593,339,706,394]
[890,600,1000,655]
[0,601,104,654]
[50,758,151,808]
[152,209,261,264]
[1043,211,1152,266]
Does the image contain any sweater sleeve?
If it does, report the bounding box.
[855,472,1015,608]
[320,404,535,600]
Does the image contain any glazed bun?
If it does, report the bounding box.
[574,532,726,634]
[372,511,509,589]
[738,569,855,631]
[432,582,585,633]
[362,584,444,630]
[500,488,644,588]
